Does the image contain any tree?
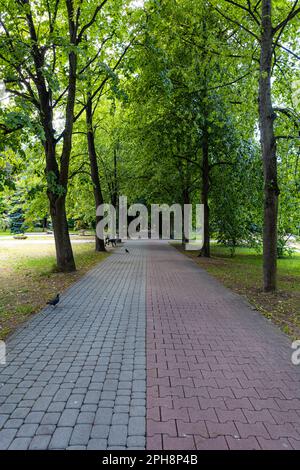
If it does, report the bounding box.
[0,0,113,271]
[210,0,300,290]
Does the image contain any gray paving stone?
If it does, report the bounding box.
[108,445,127,450]
[17,423,38,437]
[24,412,45,425]
[101,390,117,400]
[116,396,130,406]
[108,425,127,446]
[77,412,95,424]
[53,389,72,402]
[41,384,60,397]
[24,387,43,400]
[58,409,79,427]
[0,404,16,414]
[29,435,51,450]
[67,445,87,450]
[81,404,97,413]
[98,399,115,408]
[115,405,130,413]
[127,435,146,448]
[130,406,146,417]
[87,438,107,450]
[31,396,52,412]
[112,413,129,425]
[128,417,145,436]
[41,412,60,425]
[132,380,146,393]
[9,437,31,450]
[0,414,8,428]
[95,408,113,425]
[84,391,101,404]
[49,427,72,449]
[10,408,30,420]
[103,379,118,391]
[66,394,84,409]
[91,424,110,439]
[69,424,92,446]
[4,418,24,428]
[36,424,56,435]
[0,429,17,449]
[47,402,65,413]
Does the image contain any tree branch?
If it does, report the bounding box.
[224,0,260,26]
[212,5,259,41]
[273,1,300,34]
[73,40,133,123]
[76,0,109,44]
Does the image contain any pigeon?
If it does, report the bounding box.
[47,293,60,308]
[125,248,129,253]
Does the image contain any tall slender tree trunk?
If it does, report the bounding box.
[50,195,75,271]
[112,146,119,230]
[24,2,76,272]
[42,216,48,231]
[43,108,76,272]
[86,93,106,252]
[259,0,279,292]
[199,15,210,257]
[182,187,190,244]
[200,120,210,257]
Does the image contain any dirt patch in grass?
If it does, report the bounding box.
[173,244,300,339]
[0,241,111,340]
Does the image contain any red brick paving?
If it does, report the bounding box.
[146,241,300,450]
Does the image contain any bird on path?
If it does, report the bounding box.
[47,293,60,308]
[125,248,129,253]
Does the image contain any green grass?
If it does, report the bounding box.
[174,243,300,338]
[0,229,96,237]
[0,241,110,340]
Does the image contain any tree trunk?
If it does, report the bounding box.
[42,216,48,231]
[24,3,76,272]
[86,93,106,252]
[259,0,279,292]
[43,119,76,272]
[112,146,119,230]
[50,195,75,272]
[199,15,210,258]
[200,122,210,257]
[182,188,190,244]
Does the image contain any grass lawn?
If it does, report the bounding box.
[173,243,300,339]
[0,230,96,237]
[0,240,110,340]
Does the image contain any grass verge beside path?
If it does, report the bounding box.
[173,243,300,339]
[0,242,110,340]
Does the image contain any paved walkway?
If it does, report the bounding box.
[146,242,300,450]
[0,244,146,450]
[0,240,300,450]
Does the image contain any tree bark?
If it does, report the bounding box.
[50,196,75,271]
[199,15,210,258]
[44,137,76,271]
[112,146,119,230]
[42,216,48,231]
[24,0,76,272]
[86,93,106,252]
[259,0,279,292]
[200,120,210,257]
